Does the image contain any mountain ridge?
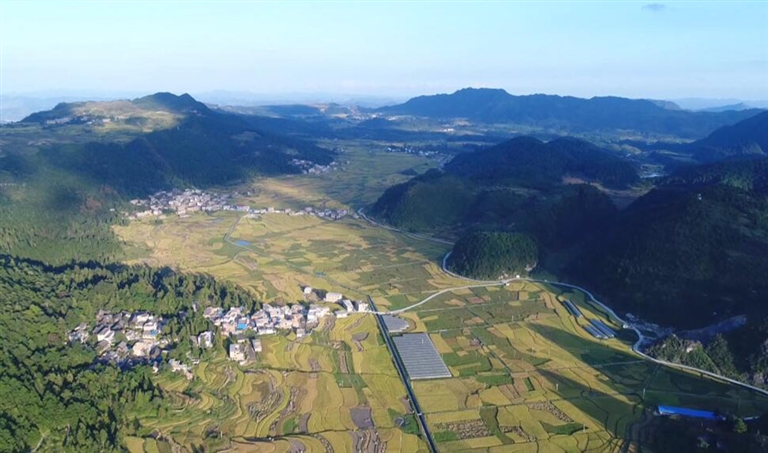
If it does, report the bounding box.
[376,87,764,139]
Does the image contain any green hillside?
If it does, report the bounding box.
[685,111,768,161]
[370,170,473,231]
[0,93,334,264]
[447,231,538,279]
[0,255,259,452]
[569,184,768,328]
[444,136,639,189]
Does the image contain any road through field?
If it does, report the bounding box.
[358,209,768,399]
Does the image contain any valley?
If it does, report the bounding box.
[2,92,768,452]
[110,140,768,452]
[5,3,768,452]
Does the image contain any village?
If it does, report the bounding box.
[66,289,370,377]
[127,188,353,221]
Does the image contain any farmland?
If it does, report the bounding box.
[115,210,458,304]
[114,144,768,452]
[397,283,768,452]
[125,315,427,452]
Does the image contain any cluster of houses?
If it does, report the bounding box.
[290,158,340,175]
[128,189,231,218]
[66,289,371,372]
[202,290,370,364]
[384,144,442,158]
[68,310,170,366]
[127,188,354,221]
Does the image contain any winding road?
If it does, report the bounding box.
[358,209,768,399]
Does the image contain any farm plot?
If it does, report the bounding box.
[127,315,426,452]
[116,210,459,304]
[406,281,768,452]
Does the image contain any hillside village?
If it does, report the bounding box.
[66,289,370,376]
[127,188,353,221]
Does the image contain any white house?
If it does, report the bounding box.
[229,344,246,362]
[325,292,343,303]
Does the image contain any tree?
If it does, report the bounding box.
[734,418,748,434]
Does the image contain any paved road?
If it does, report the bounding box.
[357,209,768,399]
[367,296,438,453]
[439,252,768,398]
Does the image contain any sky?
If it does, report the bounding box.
[2,1,768,101]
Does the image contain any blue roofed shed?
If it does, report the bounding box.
[657,405,724,421]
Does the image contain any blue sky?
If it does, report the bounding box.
[2,1,767,100]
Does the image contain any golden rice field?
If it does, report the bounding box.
[399,282,768,452]
[115,210,460,304]
[126,315,427,452]
[115,147,768,452]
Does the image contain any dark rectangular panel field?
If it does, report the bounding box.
[393,333,452,380]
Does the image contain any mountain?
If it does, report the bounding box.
[0,93,334,264]
[376,88,764,139]
[570,159,768,329]
[13,93,334,196]
[448,232,538,280]
[683,111,768,162]
[663,157,768,193]
[371,137,626,252]
[672,98,768,111]
[698,103,753,113]
[444,136,639,189]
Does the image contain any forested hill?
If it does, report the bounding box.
[444,136,639,189]
[370,136,635,233]
[21,92,211,124]
[448,232,538,280]
[683,111,768,162]
[569,183,768,329]
[0,255,259,452]
[662,157,768,193]
[375,87,763,139]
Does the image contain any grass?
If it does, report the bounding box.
[475,374,514,387]
[433,431,459,442]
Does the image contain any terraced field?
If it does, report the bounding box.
[126,315,427,452]
[399,283,768,452]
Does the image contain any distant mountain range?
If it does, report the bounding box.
[670,98,768,112]
[376,88,764,139]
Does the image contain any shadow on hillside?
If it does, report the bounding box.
[527,322,637,367]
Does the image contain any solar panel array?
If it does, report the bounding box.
[382,315,409,333]
[393,333,452,380]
